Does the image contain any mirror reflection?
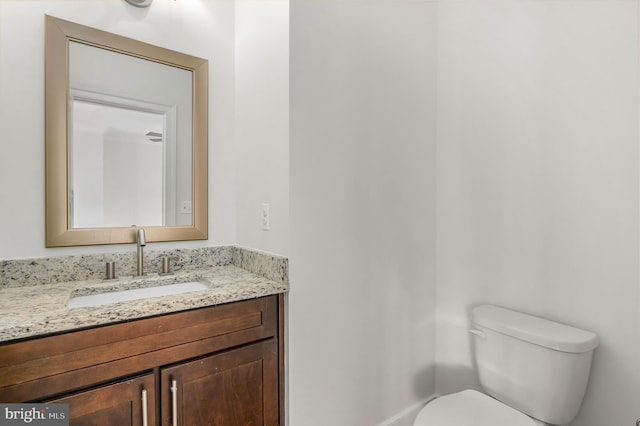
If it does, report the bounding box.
[68,40,193,229]
[71,99,165,228]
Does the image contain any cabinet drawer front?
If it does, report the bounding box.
[0,296,277,402]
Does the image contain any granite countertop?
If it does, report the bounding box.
[0,265,287,342]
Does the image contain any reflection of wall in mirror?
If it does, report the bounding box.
[68,40,193,228]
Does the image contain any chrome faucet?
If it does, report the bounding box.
[136,228,146,276]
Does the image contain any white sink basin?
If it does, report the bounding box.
[68,281,209,309]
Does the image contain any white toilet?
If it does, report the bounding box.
[415,305,598,426]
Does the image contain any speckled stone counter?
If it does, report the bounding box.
[0,247,288,342]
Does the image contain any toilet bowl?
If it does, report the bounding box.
[413,305,598,426]
[413,390,545,426]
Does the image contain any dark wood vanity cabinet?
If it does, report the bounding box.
[0,295,284,426]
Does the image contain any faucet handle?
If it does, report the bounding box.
[161,256,178,275]
[105,262,116,280]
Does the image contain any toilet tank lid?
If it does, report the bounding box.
[472,305,598,353]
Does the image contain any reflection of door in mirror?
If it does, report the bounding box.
[68,41,193,229]
[70,98,172,228]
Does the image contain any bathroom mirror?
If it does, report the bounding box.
[45,16,208,247]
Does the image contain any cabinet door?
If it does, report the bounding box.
[161,339,278,426]
[49,374,156,426]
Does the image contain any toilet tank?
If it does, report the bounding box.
[470,305,598,425]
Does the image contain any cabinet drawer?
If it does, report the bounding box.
[0,296,277,402]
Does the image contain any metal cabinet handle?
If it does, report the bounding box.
[171,379,178,426]
[141,389,148,426]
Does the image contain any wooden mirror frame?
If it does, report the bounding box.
[45,16,208,247]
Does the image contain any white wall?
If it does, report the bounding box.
[0,0,237,258]
[435,1,640,425]
[289,1,438,424]
[235,0,290,256]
